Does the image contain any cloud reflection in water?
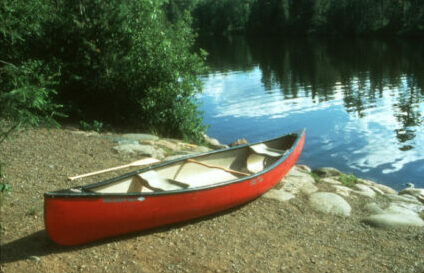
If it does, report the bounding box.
[199,70,423,189]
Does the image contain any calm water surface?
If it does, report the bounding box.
[196,36,424,190]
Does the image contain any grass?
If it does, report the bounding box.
[310,172,322,183]
[27,207,37,216]
[339,173,358,187]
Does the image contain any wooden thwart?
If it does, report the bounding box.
[186,158,249,176]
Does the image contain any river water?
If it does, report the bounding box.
[196,36,424,190]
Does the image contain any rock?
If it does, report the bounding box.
[113,137,139,145]
[296,164,311,173]
[358,179,397,195]
[281,166,318,195]
[113,144,165,159]
[332,185,352,197]
[308,192,352,217]
[352,184,376,198]
[385,202,424,216]
[155,139,180,152]
[229,138,248,147]
[367,185,385,195]
[363,213,424,228]
[29,256,41,262]
[203,134,228,149]
[263,189,295,202]
[405,182,415,188]
[121,133,159,141]
[321,177,342,185]
[384,194,422,205]
[191,146,211,153]
[363,203,384,214]
[399,188,424,203]
[312,167,342,178]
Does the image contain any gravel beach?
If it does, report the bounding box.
[1,128,423,273]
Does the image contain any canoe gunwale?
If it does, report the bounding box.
[44,129,305,198]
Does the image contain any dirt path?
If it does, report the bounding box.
[1,128,423,273]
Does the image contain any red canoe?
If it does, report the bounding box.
[44,129,305,246]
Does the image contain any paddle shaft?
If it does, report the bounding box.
[186,159,249,176]
[68,158,159,181]
[68,164,132,181]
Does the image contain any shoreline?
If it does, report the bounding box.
[1,127,423,273]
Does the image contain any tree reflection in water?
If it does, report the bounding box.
[197,36,424,149]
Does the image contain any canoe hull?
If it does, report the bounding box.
[44,131,304,246]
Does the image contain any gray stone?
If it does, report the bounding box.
[121,133,159,141]
[191,146,211,153]
[203,134,228,149]
[386,202,424,215]
[352,184,376,198]
[281,166,318,195]
[332,185,352,197]
[113,144,154,155]
[368,185,385,195]
[113,137,139,145]
[321,177,342,185]
[363,203,384,214]
[29,256,41,262]
[308,192,352,217]
[363,213,424,228]
[155,139,180,152]
[296,164,312,173]
[113,144,165,159]
[385,194,422,205]
[312,167,342,178]
[358,179,397,195]
[229,138,248,147]
[399,188,424,203]
[263,189,295,202]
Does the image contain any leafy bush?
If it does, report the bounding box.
[1,0,207,142]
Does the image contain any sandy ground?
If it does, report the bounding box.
[1,128,423,273]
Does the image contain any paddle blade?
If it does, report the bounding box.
[130,158,160,167]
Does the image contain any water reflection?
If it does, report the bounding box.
[197,36,424,189]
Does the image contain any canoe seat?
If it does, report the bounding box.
[247,144,286,173]
[137,171,188,191]
[246,153,266,173]
[249,143,286,157]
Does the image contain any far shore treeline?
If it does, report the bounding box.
[1,0,424,145]
[193,0,424,36]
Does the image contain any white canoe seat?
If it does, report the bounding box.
[137,171,188,191]
[246,153,266,173]
[247,153,266,173]
[249,143,286,157]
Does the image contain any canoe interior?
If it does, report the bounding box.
[83,133,298,194]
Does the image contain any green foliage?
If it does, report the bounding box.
[27,207,37,216]
[192,0,424,36]
[79,120,103,133]
[194,0,255,35]
[0,60,63,128]
[1,0,207,142]
[310,172,322,183]
[0,164,10,194]
[339,173,358,187]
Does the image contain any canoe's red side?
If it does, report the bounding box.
[44,132,304,246]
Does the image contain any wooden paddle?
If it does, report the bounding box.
[68,157,160,181]
[186,159,249,176]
